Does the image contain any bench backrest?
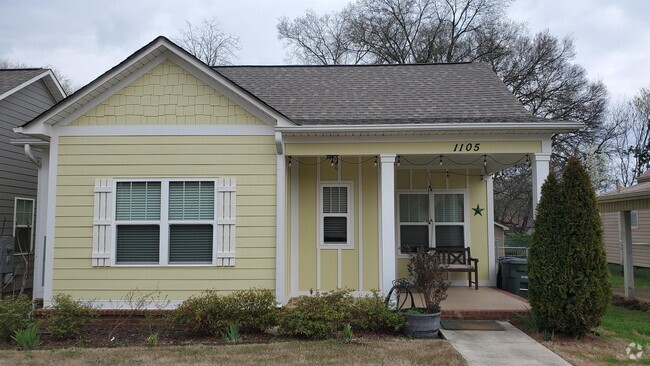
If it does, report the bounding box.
[430,247,471,265]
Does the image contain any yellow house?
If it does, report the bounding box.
[14,37,580,308]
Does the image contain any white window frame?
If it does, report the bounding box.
[396,190,431,257]
[13,197,35,255]
[111,178,219,266]
[431,190,469,249]
[318,181,354,249]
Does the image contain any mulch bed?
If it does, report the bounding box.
[0,326,276,350]
[611,294,650,312]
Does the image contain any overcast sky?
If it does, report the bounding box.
[0,0,648,101]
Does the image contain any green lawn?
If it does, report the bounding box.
[610,274,650,289]
[598,306,650,346]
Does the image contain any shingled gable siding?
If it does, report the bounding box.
[70,60,264,126]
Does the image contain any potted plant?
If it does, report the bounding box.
[402,248,450,338]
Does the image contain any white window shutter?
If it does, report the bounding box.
[92,178,113,267]
[216,178,236,266]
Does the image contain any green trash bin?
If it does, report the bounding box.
[507,259,528,298]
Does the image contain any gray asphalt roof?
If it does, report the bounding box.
[214,63,547,126]
[0,68,46,97]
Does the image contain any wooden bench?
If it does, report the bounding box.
[430,247,479,289]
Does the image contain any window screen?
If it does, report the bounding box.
[322,185,350,245]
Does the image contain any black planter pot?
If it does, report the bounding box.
[402,310,441,338]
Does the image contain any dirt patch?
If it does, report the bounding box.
[612,294,650,312]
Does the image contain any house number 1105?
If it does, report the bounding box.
[453,143,480,152]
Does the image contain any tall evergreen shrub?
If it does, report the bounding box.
[529,158,611,337]
[529,173,566,332]
[559,158,611,336]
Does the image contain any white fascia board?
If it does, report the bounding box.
[13,124,53,139]
[277,122,584,134]
[21,38,171,130]
[42,70,67,101]
[0,71,51,101]
[598,191,650,204]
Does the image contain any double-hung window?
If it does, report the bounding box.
[398,193,430,253]
[433,193,466,248]
[320,183,353,247]
[114,179,217,265]
[13,197,35,254]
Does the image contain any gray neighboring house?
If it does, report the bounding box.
[0,69,65,296]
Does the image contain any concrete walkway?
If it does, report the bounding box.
[441,321,571,366]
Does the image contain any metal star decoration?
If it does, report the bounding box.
[472,204,484,216]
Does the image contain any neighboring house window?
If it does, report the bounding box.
[319,183,353,247]
[13,198,35,254]
[398,193,430,253]
[433,193,466,248]
[631,210,639,229]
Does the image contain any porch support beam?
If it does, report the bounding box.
[379,154,397,295]
[531,153,551,218]
[620,210,635,300]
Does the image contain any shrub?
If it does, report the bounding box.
[277,289,353,339]
[173,288,278,335]
[277,290,404,339]
[529,173,566,332]
[46,293,98,339]
[529,159,612,337]
[0,295,33,340]
[12,323,40,350]
[349,291,405,332]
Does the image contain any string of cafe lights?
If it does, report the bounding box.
[287,154,532,175]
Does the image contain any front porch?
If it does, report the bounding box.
[281,149,550,301]
[401,287,530,320]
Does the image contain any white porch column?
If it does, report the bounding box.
[620,211,635,300]
[379,154,396,294]
[531,153,551,218]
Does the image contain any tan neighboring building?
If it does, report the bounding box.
[601,172,650,269]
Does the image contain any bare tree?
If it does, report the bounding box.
[609,88,650,186]
[277,0,611,231]
[174,18,240,65]
[278,8,366,64]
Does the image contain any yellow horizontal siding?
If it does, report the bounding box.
[53,135,278,301]
[70,60,264,127]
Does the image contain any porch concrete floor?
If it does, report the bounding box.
[398,287,530,319]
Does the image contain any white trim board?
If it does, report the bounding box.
[57,124,275,136]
